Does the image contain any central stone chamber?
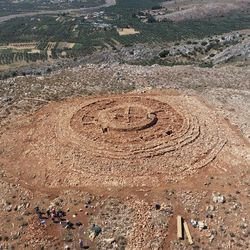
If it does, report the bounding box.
[97,104,158,132]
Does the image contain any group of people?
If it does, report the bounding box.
[46,207,65,222]
[34,206,74,229]
[34,206,46,224]
[34,206,87,248]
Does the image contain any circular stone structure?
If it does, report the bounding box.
[0,92,227,187]
[68,96,186,159]
[97,104,158,132]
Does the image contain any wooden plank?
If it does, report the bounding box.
[184,221,193,245]
[177,215,183,239]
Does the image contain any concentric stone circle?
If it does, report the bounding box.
[1,92,227,187]
[67,96,191,159]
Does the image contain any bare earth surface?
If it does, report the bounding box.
[0,64,249,249]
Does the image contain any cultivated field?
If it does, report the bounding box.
[117,28,140,36]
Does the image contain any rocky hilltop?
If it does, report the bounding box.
[0,63,249,249]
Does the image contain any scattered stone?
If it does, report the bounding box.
[13,233,20,240]
[17,204,24,211]
[191,219,207,230]
[23,211,31,216]
[198,221,207,230]
[64,233,73,242]
[206,212,213,219]
[21,222,28,227]
[5,205,12,212]
[229,232,235,237]
[208,230,217,243]
[206,205,215,211]
[212,194,226,203]
[103,238,116,244]
[89,232,95,242]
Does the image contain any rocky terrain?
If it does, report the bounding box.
[0,63,249,249]
[0,1,249,249]
[158,0,250,22]
[159,30,250,65]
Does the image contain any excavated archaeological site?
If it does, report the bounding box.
[1,92,228,188]
[0,64,249,249]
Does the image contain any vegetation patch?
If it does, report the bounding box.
[0,0,249,69]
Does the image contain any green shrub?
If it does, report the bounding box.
[159,49,169,58]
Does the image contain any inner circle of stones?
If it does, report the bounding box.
[69,96,200,159]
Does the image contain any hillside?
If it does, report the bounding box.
[0,0,250,249]
[0,63,250,249]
